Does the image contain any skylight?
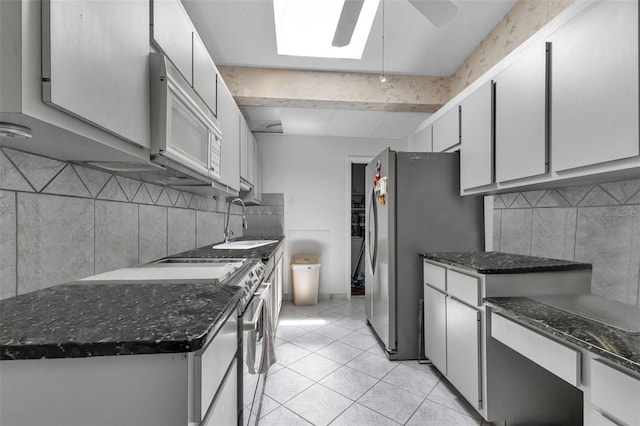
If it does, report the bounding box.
[273,0,380,59]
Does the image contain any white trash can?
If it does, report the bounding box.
[291,254,321,306]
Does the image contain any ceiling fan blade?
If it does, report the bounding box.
[332,0,366,47]
[408,0,458,28]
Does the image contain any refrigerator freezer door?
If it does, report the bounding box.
[365,148,396,353]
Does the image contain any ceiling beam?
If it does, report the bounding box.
[218,66,450,113]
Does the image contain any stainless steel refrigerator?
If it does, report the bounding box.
[365,149,484,360]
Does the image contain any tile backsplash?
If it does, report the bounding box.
[494,178,640,307]
[0,147,245,300]
[244,193,284,238]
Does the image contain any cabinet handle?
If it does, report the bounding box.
[545,41,552,173]
[491,80,497,183]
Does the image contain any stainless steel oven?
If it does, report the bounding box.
[242,282,273,426]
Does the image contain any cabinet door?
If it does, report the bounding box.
[42,0,150,149]
[446,297,481,409]
[413,125,433,152]
[203,359,237,426]
[424,285,447,374]
[550,1,639,171]
[253,136,262,203]
[152,0,194,85]
[432,106,460,152]
[495,43,547,182]
[217,83,241,191]
[193,33,218,117]
[276,258,284,319]
[460,81,493,190]
[240,118,250,182]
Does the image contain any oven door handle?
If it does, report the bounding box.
[243,298,264,331]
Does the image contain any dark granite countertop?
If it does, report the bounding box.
[0,280,240,360]
[421,252,592,274]
[172,236,284,261]
[0,238,282,361]
[485,297,640,375]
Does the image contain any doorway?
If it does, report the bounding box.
[350,163,366,296]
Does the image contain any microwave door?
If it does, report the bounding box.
[165,96,211,175]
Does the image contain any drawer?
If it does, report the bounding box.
[423,261,446,291]
[447,270,480,306]
[491,313,580,386]
[199,313,238,419]
[590,359,640,426]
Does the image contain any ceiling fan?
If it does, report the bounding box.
[332,0,458,47]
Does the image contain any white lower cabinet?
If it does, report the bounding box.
[590,359,640,426]
[422,259,592,424]
[203,359,238,426]
[423,285,447,374]
[491,313,580,386]
[0,310,240,426]
[488,310,640,426]
[446,297,481,409]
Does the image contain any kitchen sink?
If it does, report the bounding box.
[212,240,278,250]
[79,259,247,282]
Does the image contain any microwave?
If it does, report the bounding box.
[149,53,222,183]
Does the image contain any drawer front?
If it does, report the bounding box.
[423,261,446,291]
[590,359,640,426]
[447,270,480,306]
[491,313,580,386]
[200,313,238,419]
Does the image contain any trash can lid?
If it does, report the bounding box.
[291,254,319,265]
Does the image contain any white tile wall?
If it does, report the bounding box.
[0,147,245,299]
[495,177,640,306]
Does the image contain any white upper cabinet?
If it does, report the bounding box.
[549,1,639,172]
[494,42,547,183]
[42,0,150,149]
[460,80,493,190]
[432,106,460,152]
[217,83,240,192]
[413,124,433,152]
[240,118,250,184]
[192,33,218,117]
[151,0,194,86]
[252,136,262,204]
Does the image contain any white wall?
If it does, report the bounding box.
[258,134,407,298]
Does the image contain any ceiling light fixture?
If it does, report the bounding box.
[274,0,379,59]
[379,0,386,83]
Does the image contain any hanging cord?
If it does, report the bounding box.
[418,298,432,365]
[379,0,386,82]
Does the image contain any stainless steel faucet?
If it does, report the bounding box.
[224,197,247,243]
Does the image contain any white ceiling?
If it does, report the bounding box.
[181,0,517,139]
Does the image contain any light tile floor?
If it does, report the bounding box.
[259,297,488,426]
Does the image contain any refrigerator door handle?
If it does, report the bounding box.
[367,186,378,272]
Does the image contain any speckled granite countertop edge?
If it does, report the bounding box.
[421,252,592,274]
[485,297,640,375]
[0,282,241,361]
